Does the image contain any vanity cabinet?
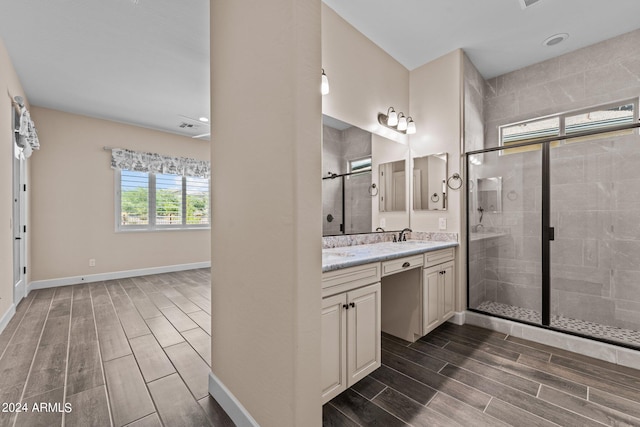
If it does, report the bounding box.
[322,265,381,404]
[422,249,455,335]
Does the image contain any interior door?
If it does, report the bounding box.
[12,121,26,306]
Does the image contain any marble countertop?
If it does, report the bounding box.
[322,240,458,272]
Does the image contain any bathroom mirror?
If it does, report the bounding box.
[378,160,407,212]
[412,152,448,211]
[322,115,410,235]
[477,176,502,213]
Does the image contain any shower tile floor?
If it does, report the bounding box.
[476,301,640,347]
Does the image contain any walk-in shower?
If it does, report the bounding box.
[467,104,640,349]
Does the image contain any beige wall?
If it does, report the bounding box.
[409,50,465,310]
[322,3,412,233]
[0,39,28,321]
[211,0,321,425]
[321,4,409,144]
[28,107,210,282]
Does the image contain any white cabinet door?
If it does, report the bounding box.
[440,261,455,320]
[422,265,441,334]
[423,260,456,335]
[321,293,347,403]
[347,282,381,386]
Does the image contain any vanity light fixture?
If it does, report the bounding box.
[406,117,416,135]
[386,107,398,126]
[397,113,407,131]
[321,69,330,95]
[378,107,416,135]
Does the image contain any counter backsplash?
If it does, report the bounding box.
[323,231,458,249]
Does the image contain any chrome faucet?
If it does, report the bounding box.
[398,228,412,242]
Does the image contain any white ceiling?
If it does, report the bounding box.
[2,0,640,138]
[324,0,640,76]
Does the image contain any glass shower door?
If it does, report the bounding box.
[467,146,543,324]
[550,127,640,346]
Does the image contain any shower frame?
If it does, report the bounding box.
[465,121,640,351]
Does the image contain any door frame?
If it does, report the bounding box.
[12,110,26,306]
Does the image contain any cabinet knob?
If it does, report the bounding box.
[350,302,355,308]
[402,262,410,268]
[342,304,348,310]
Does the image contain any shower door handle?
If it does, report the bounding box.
[548,227,555,241]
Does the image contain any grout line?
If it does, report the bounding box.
[0,295,36,362]
[586,386,589,401]
[369,386,388,401]
[105,280,167,427]
[484,396,493,413]
[536,383,542,398]
[13,294,55,427]
[89,282,115,427]
[327,402,364,427]
[61,287,74,426]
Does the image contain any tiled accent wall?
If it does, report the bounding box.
[468,28,640,333]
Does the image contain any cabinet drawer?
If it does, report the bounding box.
[381,255,423,277]
[322,263,381,297]
[424,247,455,268]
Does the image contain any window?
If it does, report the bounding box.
[349,157,372,173]
[500,99,638,152]
[116,169,210,231]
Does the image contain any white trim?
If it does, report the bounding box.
[27,261,211,294]
[465,311,640,370]
[0,304,17,335]
[208,371,259,427]
[447,311,466,326]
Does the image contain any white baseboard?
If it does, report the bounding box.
[27,261,211,294]
[465,310,640,370]
[0,303,17,336]
[208,371,259,427]
[447,311,466,326]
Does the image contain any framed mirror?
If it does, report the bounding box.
[412,153,448,211]
[477,176,502,213]
[322,115,410,236]
[378,160,406,212]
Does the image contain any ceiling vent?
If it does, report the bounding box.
[519,0,541,9]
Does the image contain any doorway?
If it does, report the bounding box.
[12,110,26,306]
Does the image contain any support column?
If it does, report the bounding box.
[210,1,322,426]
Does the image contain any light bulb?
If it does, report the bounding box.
[387,107,398,126]
[406,117,416,134]
[321,70,330,95]
[397,113,407,131]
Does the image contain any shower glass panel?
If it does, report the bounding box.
[344,172,372,234]
[322,177,343,236]
[550,129,640,346]
[468,146,543,323]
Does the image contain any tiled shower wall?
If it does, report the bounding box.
[467,28,640,332]
[322,124,372,235]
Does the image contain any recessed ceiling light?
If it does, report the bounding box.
[199,117,209,123]
[543,33,569,47]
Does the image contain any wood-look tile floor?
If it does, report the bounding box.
[0,269,234,427]
[324,323,640,427]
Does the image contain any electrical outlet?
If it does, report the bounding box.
[379,218,386,228]
[89,259,96,267]
[439,218,447,230]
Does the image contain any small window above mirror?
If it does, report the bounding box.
[413,153,448,211]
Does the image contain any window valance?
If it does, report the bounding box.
[110,148,210,179]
